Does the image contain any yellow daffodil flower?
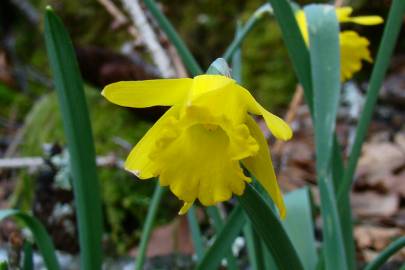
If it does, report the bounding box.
[102,75,292,217]
[295,7,383,81]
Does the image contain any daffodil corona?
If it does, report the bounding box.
[296,7,383,81]
[102,75,292,217]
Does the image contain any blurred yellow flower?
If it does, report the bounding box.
[102,75,292,217]
[295,7,383,81]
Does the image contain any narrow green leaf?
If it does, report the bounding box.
[231,20,243,82]
[142,0,203,76]
[23,241,33,270]
[196,206,245,270]
[338,0,405,199]
[264,2,347,234]
[282,187,317,270]
[206,207,238,270]
[44,8,103,270]
[265,0,312,103]
[243,223,265,270]
[239,184,304,270]
[261,241,278,270]
[223,4,272,61]
[364,237,405,270]
[135,184,165,270]
[0,262,8,270]
[187,206,204,261]
[0,210,60,270]
[305,5,347,270]
[231,27,268,270]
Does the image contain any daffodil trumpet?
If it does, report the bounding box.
[102,75,292,218]
[296,6,383,81]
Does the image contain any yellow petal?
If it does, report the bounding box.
[243,116,286,218]
[336,7,354,22]
[188,74,235,101]
[188,81,292,141]
[178,201,194,215]
[295,10,309,44]
[102,78,192,108]
[340,31,372,81]
[345,16,383,25]
[124,106,180,178]
[235,85,293,141]
[149,108,254,205]
[336,7,383,25]
[185,80,249,124]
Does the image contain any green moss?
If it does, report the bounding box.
[19,86,178,254]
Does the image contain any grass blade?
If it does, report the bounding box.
[0,210,60,270]
[187,206,204,261]
[305,5,347,270]
[44,8,103,270]
[135,184,165,270]
[364,237,405,270]
[196,206,245,270]
[23,241,33,270]
[142,0,203,76]
[206,207,238,270]
[283,187,318,270]
[0,262,7,270]
[337,2,405,266]
[239,184,304,270]
[338,0,405,199]
[223,4,272,61]
[263,4,349,248]
[265,0,312,103]
[243,223,265,270]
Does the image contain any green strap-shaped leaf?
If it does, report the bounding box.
[283,187,318,270]
[305,5,347,270]
[265,0,312,103]
[0,210,60,270]
[222,4,272,61]
[187,206,204,261]
[22,241,33,270]
[196,206,245,270]
[263,8,351,260]
[239,184,304,270]
[364,237,405,270]
[44,8,103,270]
[206,207,238,270]
[135,184,166,270]
[339,0,405,198]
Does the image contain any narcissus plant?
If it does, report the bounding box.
[102,75,292,217]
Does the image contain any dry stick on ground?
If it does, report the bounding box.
[0,155,123,169]
[166,40,188,77]
[97,0,139,40]
[98,0,129,29]
[121,0,176,78]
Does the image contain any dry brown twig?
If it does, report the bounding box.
[97,0,129,29]
[98,0,188,78]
